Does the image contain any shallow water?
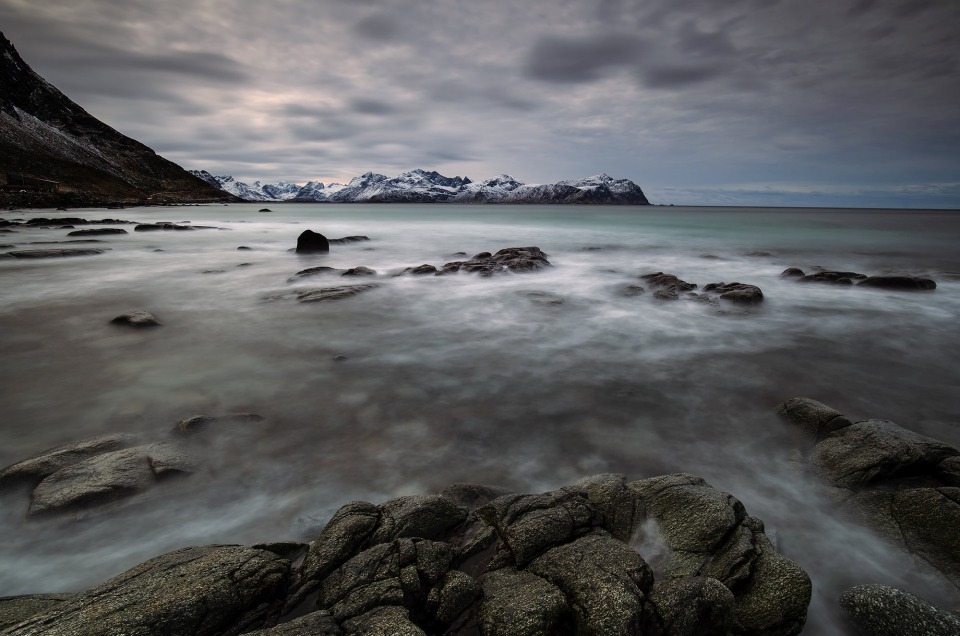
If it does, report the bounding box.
[1,203,958,632]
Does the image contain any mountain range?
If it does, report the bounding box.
[0,32,231,207]
[190,169,650,204]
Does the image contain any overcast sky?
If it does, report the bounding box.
[3,0,959,207]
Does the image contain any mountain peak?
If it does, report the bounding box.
[196,170,648,204]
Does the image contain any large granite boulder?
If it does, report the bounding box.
[9,476,813,635]
[0,434,136,488]
[777,399,960,590]
[0,595,75,631]
[839,584,960,636]
[4,545,290,636]
[296,230,330,253]
[27,442,196,516]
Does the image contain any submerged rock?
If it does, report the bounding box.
[796,270,866,285]
[296,230,330,253]
[640,272,697,292]
[110,310,161,327]
[6,248,104,258]
[340,266,376,277]
[288,266,339,282]
[296,284,379,302]
[65,228,127,236]
[858,275,936,290]
[134,223,194,231]
[404,264,439,275]
[779,268,805,279]
[702,282,764,304]
[328,236,371,245]
[172,413,265,437]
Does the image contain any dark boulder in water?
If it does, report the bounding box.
[296,229,330,253]
[703,282,764,304]
[110,310,161,327]
[66,228,127,236]
[640,272,697,292]
[839,585,960,636]
[796,270,866,285]
[340,266,376,277]
[857,275,936,290]
[288,266,339,282]
[779,268,805,279]
[404,264,439,275]
[6,248,104,258]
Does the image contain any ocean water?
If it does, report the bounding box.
[1,203,958,632]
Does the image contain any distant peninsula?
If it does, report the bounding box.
[191,169,651,205]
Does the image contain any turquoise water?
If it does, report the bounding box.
[1,203,958,632]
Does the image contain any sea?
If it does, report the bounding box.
[1,203,958,633]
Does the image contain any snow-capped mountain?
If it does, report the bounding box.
[192,168,649,205]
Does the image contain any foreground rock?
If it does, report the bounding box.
[296,230,330,253]
[0,474,811,635]
[0,595,75,630]
[839,584,960,636]
[6,546,290,636]
[0,434,136,488]
[110,310,161,327]
[27,442,197,516]
[777,398,960,590]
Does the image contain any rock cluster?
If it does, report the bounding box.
[0,474,812,635]
[432,247,551,277]
[641,272,764,305]
[780,268,936,290]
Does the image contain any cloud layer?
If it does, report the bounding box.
[2,0,958,206]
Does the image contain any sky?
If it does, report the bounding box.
[2,0,959,207]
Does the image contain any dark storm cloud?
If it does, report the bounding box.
[350,98,399,116]
[524,34,644,83]
[353,14,400,39]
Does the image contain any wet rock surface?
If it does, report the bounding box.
[110,310,161,327]
[172,413,265,437]
[839,584,960,636]
[782,268,937,290]
[4,546,290,636]
[777,398,960,592]
[4,475,814,635]
[0,434,137,488]
[438,247,551,276]
[702,282,764,304]
[65,228,127,236]
[296,284,379,303]
[5,248,104,258]
[340,266,376,277]
[328,236,371,245]
[0,594,75,630]
[27,442,197,517]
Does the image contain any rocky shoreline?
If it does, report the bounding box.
[1,398,959,635]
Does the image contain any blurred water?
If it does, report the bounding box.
[1,203,958,632]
